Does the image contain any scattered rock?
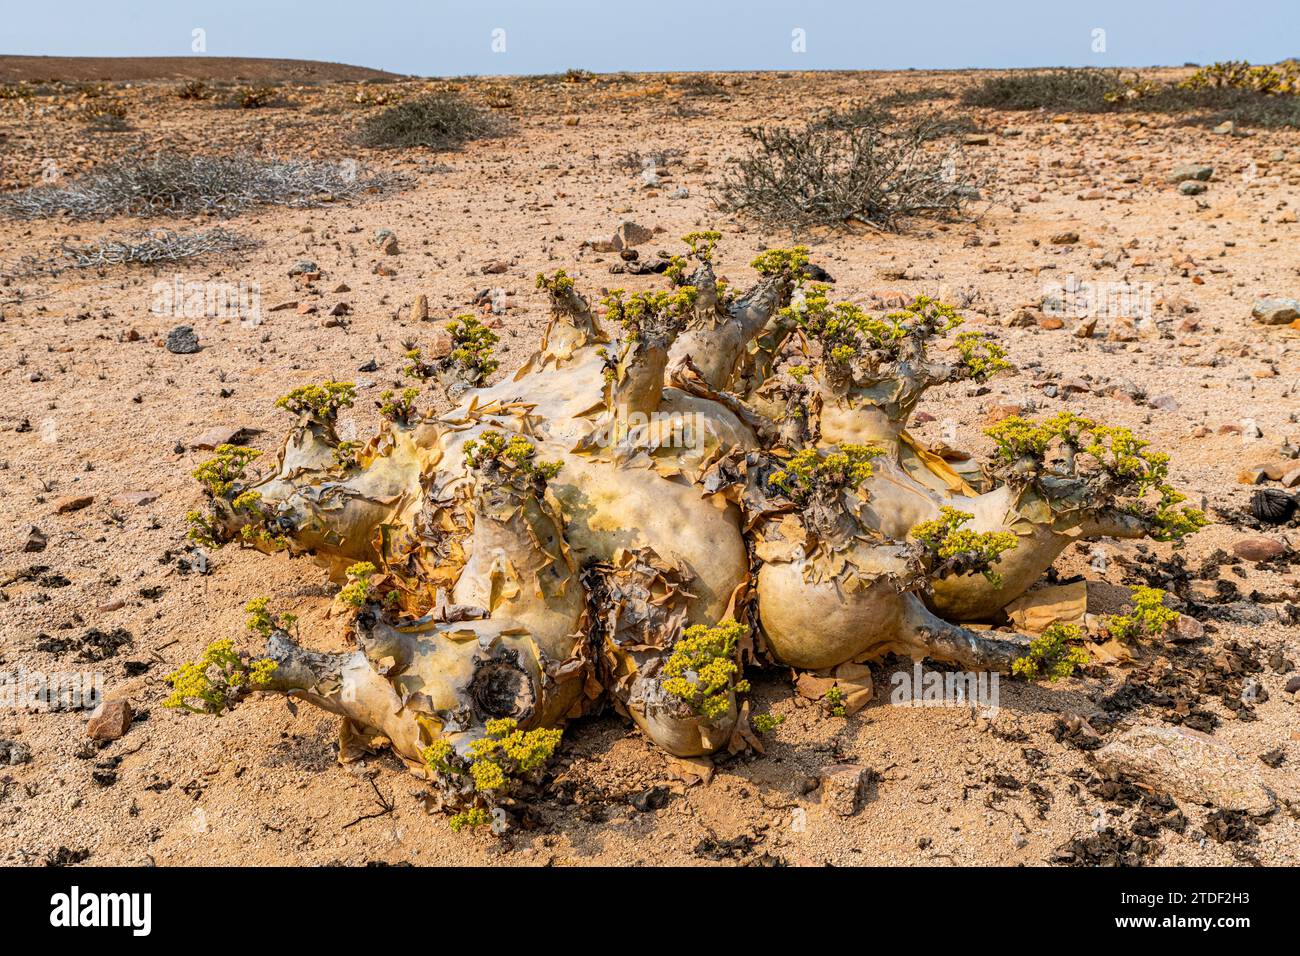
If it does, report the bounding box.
[22,525,47,553]
[821,764,873,816]
[409,294,429,322]
[614,221,653,248]
[1232,537,1286,562]
[985,403,1024,424]
[54,495,93,514]
[630,785,671,812]
[1251,298,1300,326]
[427,327,454,359]
[0,739,33,766]
[86,699,133,742]
[1167,164,1213,184]
[165,325,201,354]
[1093,725,1276,814]
[480,260,508,275]
[1049,231,1080,245]
[1284,675,1300,694]
[1169,614,1204,643]
[190,424,251,450]
[1178,181,1207,196]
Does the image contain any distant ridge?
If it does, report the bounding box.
[0,55,402,84]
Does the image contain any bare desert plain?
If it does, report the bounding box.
[0,60,1297,866]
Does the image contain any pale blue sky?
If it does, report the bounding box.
[4,1,1297,76]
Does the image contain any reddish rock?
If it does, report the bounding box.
[1232,537,1286,562]
[54,495,93,514]
[87,699,133,742]
[985,403,1024,424]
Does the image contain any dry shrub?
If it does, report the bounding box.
[719,119,985,231]
[0,153,406,220]
[355,92,505,149]
[962,64,1300,127]
[2,228,255,278]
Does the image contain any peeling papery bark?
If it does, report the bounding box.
[187,238,1203,774]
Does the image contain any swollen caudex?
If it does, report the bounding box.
[172,233,1207,829]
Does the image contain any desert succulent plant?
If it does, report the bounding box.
[179,233,1207,825]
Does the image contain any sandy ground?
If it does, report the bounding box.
[0,66,1297,867]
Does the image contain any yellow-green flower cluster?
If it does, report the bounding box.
[377,387,420,421]
[601,287,698,342]
[681,230,721,261]
[985,416,1057,463]
[823,685,847,717]
[163,638,277,715]
[231,489,262,513]
[953,330,1009,381]
[985,414,1208,540]
[767,444,884,507]
[420,717,563,821]
[244,597,296,637]
[192,445,262,499]
[339,562,376,607]
[793,292,899,364]
[1104,586,1178,643]
[1012,623,1089,682]
[274,381,356,420]
[536,269,576,297]
[185,510,221,548]
[463,430,562,483]
[446,315,500,377]
[449,807,491,832]
[910,506,1018,585]
[662,619,749,721]
[751,246,810,279]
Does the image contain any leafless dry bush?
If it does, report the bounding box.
[718,119,987,231]
[0,153,407,220]
[1,228,256,278]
